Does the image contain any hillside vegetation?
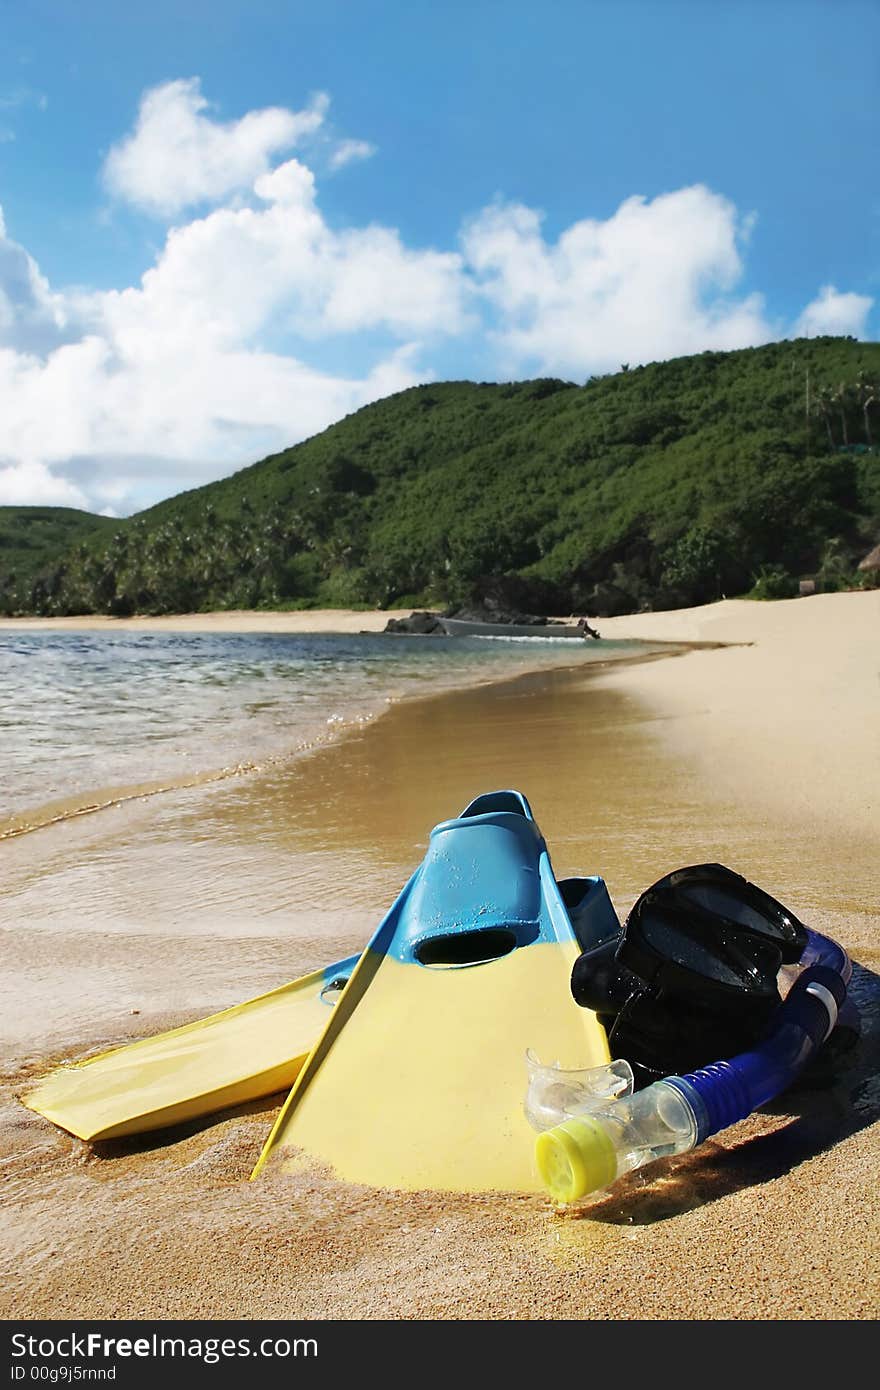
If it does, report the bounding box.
[2,336,879,618]
[0,508,117,592]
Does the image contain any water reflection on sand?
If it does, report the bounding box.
[2,657,875,1060]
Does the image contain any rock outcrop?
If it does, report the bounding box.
[382,610,445,634]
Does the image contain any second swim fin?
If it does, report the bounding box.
[21,954,360,1141]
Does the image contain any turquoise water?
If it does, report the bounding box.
[0,630,651,823]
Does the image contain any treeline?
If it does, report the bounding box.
[1,336,879,618]
[14,501,297,617]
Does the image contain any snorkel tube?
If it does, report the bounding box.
[531,866,854,1204]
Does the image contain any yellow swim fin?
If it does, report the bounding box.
[21,955,360,1141]
[251,791,617,1194]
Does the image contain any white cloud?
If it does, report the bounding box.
[0,457,88,507]
[794,284,874,339]
[0,125,463,512]
[0,208,82,355]
[0,80,874,516]
[103,78,329,217]
[330,138,376,170]
[462,186,776,376]
[94,154,467,354]
[0,273,431,513]
[321,226,468,335]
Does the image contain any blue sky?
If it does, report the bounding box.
[0,0,877,514]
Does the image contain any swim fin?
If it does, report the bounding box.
[21,954,360,1141]
[22,868,605,1143]
[251,790,617,1194]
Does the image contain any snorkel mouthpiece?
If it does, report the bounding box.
[535,1116,617,1204]
[535,1079,700,1202]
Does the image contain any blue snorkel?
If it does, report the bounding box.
[529,866,855,1204]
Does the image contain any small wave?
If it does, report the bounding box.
[0,631,658,836]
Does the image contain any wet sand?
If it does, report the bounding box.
[1,591,878,1320]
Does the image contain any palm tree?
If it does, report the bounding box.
[833,382,850,446]
[812,386,835,448]
[863,382,878,448]
[853,371,874,447]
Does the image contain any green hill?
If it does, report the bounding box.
[0,507,117,593]
[2,336,879,617]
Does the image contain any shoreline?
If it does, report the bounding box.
[0,626,689,843]
[2,590,878,1320]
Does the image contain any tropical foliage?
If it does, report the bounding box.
[2,336,879,617]
[0,508,117,606]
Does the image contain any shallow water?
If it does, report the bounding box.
[0,629,648,831]
[2,655,875,1061]
[0,634,663,1056]
[2,641,877,1322]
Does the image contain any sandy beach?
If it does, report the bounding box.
[1,590,877,1320]
[0,608,399,634]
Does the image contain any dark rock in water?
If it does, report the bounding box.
[383,610,444,634]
